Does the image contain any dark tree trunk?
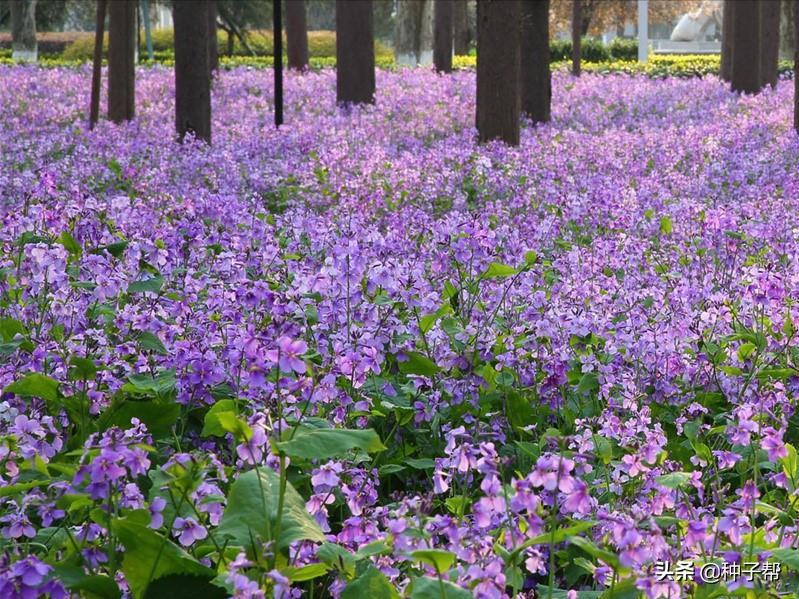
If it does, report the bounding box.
[780,0,795,60]
[10,0,37,62]
[453,0,469,54]
[721,0,733,82]
[90,0,107,129]
[520,0,550,124]
[174,0,211,142]
[434,0,454,72]
[759,0,780,88]
[476,0,520,145]
[795,0,799,131]
[286,0,309,70]
[731,0,760,94]
[274,0,283,126]
[108,0,136,123]
[208,0,219,74]
[571,0,581,76]
[336,0,375,105]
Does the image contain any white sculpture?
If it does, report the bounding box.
[670,0,722,42]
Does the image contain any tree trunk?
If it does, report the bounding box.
[174,0,211,142]
[795,0,799,132]
[520,0,550,124]
[336,0,375,105]
[108,0,136,123]
[476,0,520,145]
[395,0,424,66]
[274,0,283,126]
[571,0,581,75]
[731,0,760,94]
[419,0,434,65]
[759,0,780,88]
[90,0,107,129]
[780,0,795,60]
[453,0,469,54]
[434,0,453,72]
[286,0,309,70]
[10,0,37,62]
[208,0,219,74]
[721,0,733,82]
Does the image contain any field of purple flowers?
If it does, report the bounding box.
[1,65,799,599]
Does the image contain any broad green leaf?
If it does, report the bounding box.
[143,574,227,599]
[781,443,798,481]
[200,400,238,437]
[511,521,596,556]
[137,331,168,355]
[655,471,692,489]
[52,565,121,599]
[58,231,82,256]
[0,317,24,341]
[410,549,456,573]
[771,548,799,572]
[283,563,330,582]
[317,543,357,578]
[5,373,60,403]
[124,370,177,395]
[113,518,215,599]
[341,566,399,599]
[277,427,386,460]
[659,216,673,234]
[398,351,440,377]
[568,535,620,568]
[409,576,471,599]
[99,399,180,437]
[92,240,129,258]
[128,276,164,294]
[68,356,98,381]
[217,468,325,550]
[406,458,435,470]
[481,262,517,279]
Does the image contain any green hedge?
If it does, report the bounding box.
[550,38,638,62]
[62,29,393,61]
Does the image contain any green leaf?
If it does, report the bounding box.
[772,548,799,572]
[659,216,673,235]
[781,443,798,481]
[200,400,238,437]
[568,535,620,569]
[68,356,98,381]
[0,317,25,341]
[113,518,215,599]
[576,372,599,395]
[398,351,440,377]
[655,471,692,489]
[99,399,180,437]
[58,231,82,256]
[52,566,121,599]
[737,342,756,361]
[511,521,596,555]
[410,549,456,573]
[537,587,602,599]
[128,276,164,294]
[481,262,517,279]
[317,542,357,578]
[137,331,168,355]
[92,240,129,258]
[409,576,472,599]
[217,468,325,550]
[4,373,60,403]
[283,563,330,582]
[592,435,613,464]
[143,574,227,599]
[277,427,386,460]
[341,566,400,599]
[124,370,177,395]
[405,458,435,470]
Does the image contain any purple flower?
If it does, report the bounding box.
[173,517,208,546]
[149,496,167,529]
[265,336,308,374]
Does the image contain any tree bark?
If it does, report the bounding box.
[476,0,520,145]
[10,0,37,62]
[108,0,136,123]
[731,0,760,94]
[795,0,799,131]
[434,0,454,72]
[395,0,424,66]
[174,0,211,142]
[336,0,375,105]
[780,0,795,60]
[453,0,469,54]
[571,0,581,75]
[721,0,733,82]
[759,0,780,88]
[419,0,434,65]
[274,0,283,127]
[208,0,219,74]
[286,0,309,70]
[520,0,550,124]
[90,0,107,129]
